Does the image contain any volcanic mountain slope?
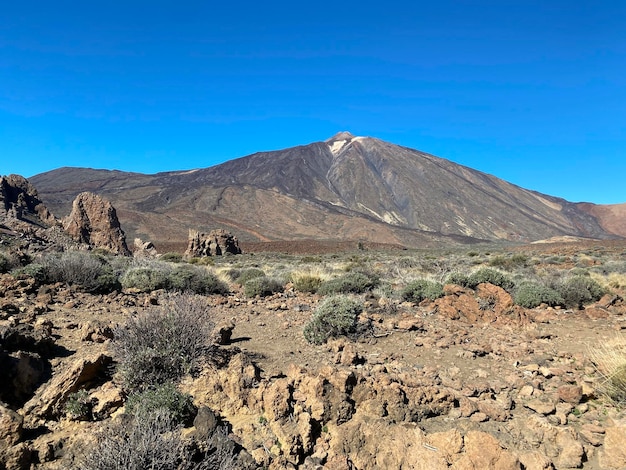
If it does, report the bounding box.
[30,132,615,251]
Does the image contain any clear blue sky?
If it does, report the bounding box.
[1,1,624,204]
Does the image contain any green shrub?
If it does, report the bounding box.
[445,271,470,287]
[513,282,564,308]
[235,268,266,284]
[168,265,229,295]
[65,389,91,421]
[113,293,216,391]
[303,295,363,345]
[318,271,379,295]
[126,382,196,426]
[467,268,514,292]
[11,263,47,283]
[120,265,170,292]
[401,279,444,303]
[557,276,605,309]
[160,252,184,263]
[291,273,323,293]
[42,251,121,293]
[243,276,284,297]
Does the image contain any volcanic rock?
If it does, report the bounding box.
[63,192,130,255]
[0,174,56,226]
[185,228,241,257]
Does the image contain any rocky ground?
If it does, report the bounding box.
[1,242,626,469]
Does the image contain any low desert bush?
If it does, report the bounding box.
[235,268,266,285]
[589,334,626,408]
[75,409,238,470]
[168,265,229,295]
[401,279,444,303]
[303,295,363,345]
[556,276,605,309]
[11,263,47,283]
[513,281,564,308]
[160,252,184,263]
[290,269,325,293]
[488,253,529,271]
[113,293,216,391]
[243,276,284,297]
[445,271,470,287]
[318,271,379,295]
[120,261,172,292]
[65,389,92,421]
[467,267,514,292]
[126,382,196,426]
[42,251,121,293]
[75,410,187,470]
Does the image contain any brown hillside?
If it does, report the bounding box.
[30,133,619,252]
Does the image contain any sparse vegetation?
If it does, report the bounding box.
[467,267,515,292]
[445,271,470,287]
[160,252,184,263]
[65,389,92,421]
[589,334,626,408]
[74,409,238,470]
[401,279,444,303]
[126,382,196,426]
[41,251,122,293]
[513,281,564,308]
[120,262,171,292]
[556,275,605,309]
[243,276,284,297]
[120,261,227,295]
[290,270,324,293]
[113,293,216,391]
[235,268,266,285]
[168,265,229,295]
[303,295,363,345]
[318,271,379,295]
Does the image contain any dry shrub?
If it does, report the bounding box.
[589,334,626,408]
[113,293,216,391]
[74,409,237,470]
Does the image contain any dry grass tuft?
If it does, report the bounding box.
[589,334,626,408]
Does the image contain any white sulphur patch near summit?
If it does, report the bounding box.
[329,140,348,155]
[328,136,365,156]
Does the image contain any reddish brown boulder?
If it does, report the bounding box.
[63,192,130,255]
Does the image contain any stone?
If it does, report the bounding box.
[22,353,113,421]
[0,174,56,226]
[185,228,241,257]
[63,192,130,255]
[555,428,584,469]
[525,399,556,415]
[557,385,583,404]
[451,431,521,469]
[0,403,23,452]
[133,237,159,258]
[89,382,124,419]
[599,421,626,469]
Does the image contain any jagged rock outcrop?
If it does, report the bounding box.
[0,175,56,226]
[133,237,159,258]
[185,229,241,257]
[63,192,131,255]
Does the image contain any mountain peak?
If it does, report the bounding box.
[325,131,355,143]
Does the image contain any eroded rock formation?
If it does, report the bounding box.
[0,175,56,226]
[185,229,241,257]
[63,192,131,255]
